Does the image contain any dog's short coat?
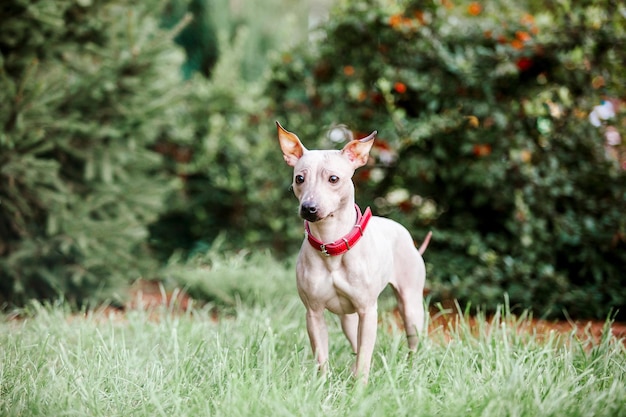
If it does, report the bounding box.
[277,122,429,382]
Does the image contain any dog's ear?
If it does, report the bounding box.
[276,121,307,167]
[341,130,377,168]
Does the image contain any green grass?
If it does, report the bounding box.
[1,257,625,416]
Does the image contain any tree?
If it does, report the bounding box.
[0,0,186,307]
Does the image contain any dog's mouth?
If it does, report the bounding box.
[300,210,322,223]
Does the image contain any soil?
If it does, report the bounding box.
[112,281,626,346]
[422,307,626,345]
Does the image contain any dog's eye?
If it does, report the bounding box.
[295,175,305,184]
[329,175,339,184]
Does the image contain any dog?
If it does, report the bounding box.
[276,122,430,382]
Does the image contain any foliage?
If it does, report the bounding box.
[0,0,186,307]
[161,241,296,309]
[2,300,625,416]
[149,0,310,259]
[148,66,300,259]
[162,0,220,79]
[162,0,308,80]
[266,0,626,319]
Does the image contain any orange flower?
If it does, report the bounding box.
[394,82,407,94]
[414,10,426,25]
[466,115,480,128]
[520,14,539,34]
[389,14,403,28]
[343,65,355,76]
[515,31,532,42]
[510,39,524,50]
[402,16,415,28]
[520,13,535,26]
[389,13,423,30]
[468,2,482,16]
[472,144,492,157]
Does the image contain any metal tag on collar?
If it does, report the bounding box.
[320,244,330,257]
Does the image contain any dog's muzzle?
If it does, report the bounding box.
[300,202,320,222]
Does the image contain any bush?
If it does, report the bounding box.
[162,239,295,309]
[266,0,626,319]
[0,0,186,307]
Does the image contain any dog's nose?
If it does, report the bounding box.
[300,202,319,221]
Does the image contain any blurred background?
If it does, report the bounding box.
[1,0,624,319]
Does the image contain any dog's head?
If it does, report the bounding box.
[276,121,376,222]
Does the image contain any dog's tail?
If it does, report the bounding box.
[418,231,432,255]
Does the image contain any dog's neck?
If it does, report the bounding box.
[305,200,358,244]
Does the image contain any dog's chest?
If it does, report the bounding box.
[297,257,374,314]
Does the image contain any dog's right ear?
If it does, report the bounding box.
[341,130,377,168]
[276,121,307,167]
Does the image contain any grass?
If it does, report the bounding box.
[1,256,625,417]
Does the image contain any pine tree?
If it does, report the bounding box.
[0,0,186,306]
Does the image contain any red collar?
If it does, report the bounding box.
[304,204,372,257]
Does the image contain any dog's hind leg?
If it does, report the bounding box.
[391,251,426,351]
[394,286,424,351]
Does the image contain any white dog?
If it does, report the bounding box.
[277,122,430,382]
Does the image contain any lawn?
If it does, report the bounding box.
[1,257,625,417]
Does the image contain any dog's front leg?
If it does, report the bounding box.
[354,305,378,383]
[306,308,329,374]
[340,313,359,353]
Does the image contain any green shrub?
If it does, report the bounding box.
[266,0,626,319]
[161,239,295,309]
[0,0,186,307]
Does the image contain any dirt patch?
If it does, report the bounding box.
[126,280,193,311]
[87,281,626,345]
[417,305,626,346]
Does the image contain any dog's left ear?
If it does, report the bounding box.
[341,130,377,168]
